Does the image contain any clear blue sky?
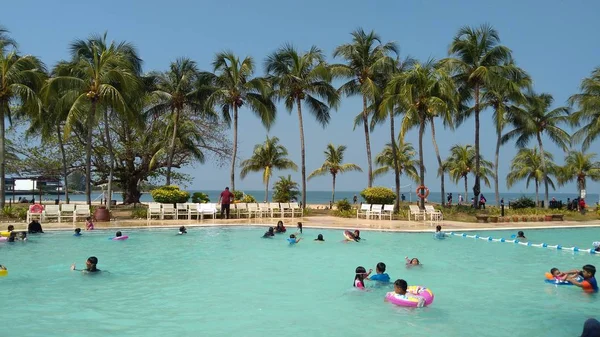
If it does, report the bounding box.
[3,0,600,197]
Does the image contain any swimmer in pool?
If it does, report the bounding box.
[384,279,425,307]
[353,266,372,289]
[74,228,82,237]
[263,227,275,238]
[367,262,390,283]
[434,225,446,239]
[549,267,580,281]
[115,231,123,237]
[516,231,527,241]
[178,226,187,235]
[71,256,101,273]
[314,234,324,241]
[296,222,303,234]
[344,230,361,242]
[275,221,286,233]
[287,234,302,244]
[405,257,421,266]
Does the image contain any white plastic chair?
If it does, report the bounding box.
[60,204,75,222]
[289,202,303,217]
[357,204,371,219]
[74,205,91,221]
[409,205,425,221]
[382,204,394,221]
[42,205,61,223]
[269,203,282,218]
[280,203,293,218]
[161,204,177,219]
[186,203,199,220]
[147,203,162,220]
[176,203,188,219]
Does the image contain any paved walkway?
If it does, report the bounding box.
[6,216,600,233]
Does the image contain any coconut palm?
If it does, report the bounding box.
[381,60,456,208]
[272,175,300,203]
[43,33,142,205]
[506,148,556,205]
[373,138,420,186]
[308,144,362,203]
[443,144,494,202]
[333,28,398,187]
[147,58,211,185]
[480,66,531,206]
[240,136,298,202]
[442,24,513,207]
[265,44,339,208]
[0,27,46,208]
[557,151,600,198]
[569,67,600,150]
[203,52,276,192]
[427,94,456,207]
[502,92,570,209]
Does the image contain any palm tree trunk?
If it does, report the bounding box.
[85,103,96,206]
[56,123,70,204]
[390,111,400,211]
[103,108,115,210]
[0,101,6,209]
[230,105,238,192]
[473,84,481,208]
[165,108,180,186]
[494,129,501,207]
[264,174,270,202]
[332,174,336,203]
[430,120,445,207]
[464,175,469,204]
[536,133,549,209]
[418,117,425,209]
[362,96,373,188]
[297,98,307,209]
[535,180,539,206]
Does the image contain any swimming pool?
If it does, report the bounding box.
[1,226,597,337]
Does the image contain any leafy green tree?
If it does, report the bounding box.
[43,33,142,205]
[308,144,362,203]
[204,52,276,192]
[0,27,46,208]
[506,148,556,205]
[502,92,570,209]
[557,151,600,198]
[265,45,339,208]
[381,60,455,208]
[443,24,513,207]
[272,175,300,203]
[333,28,398,187]
[240,136,298,202]
[443,144,494,203]
[373,138,419,185]
[569,67,600,150]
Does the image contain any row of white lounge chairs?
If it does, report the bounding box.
[26,204,91,223]
[146,202,304,220]
[356,204,443,223]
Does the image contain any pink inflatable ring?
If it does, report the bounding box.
[112,235,129,241]
[385,285,434,308]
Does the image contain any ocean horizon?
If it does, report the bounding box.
[20,190,600,205]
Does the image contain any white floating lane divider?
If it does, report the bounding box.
[448,232,598,255]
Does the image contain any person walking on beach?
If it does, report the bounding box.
[218,187,234,219]
[458,194,463,206]
[353,194,357,204]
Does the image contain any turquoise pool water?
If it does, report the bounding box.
[1,226,598,337]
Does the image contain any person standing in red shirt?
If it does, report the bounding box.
[218,187,234,219]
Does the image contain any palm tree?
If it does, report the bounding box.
[272,175,300,203]
[381,60,455,208]
[502,92,570,209]
[308,144,362,203]
[240,136,298,202]
[557,151,600,198]
[333,28,398,187]
[0,27,46,208]
[444,144,494,202]
[506,148,556,205]
[147,58,208,185]
[480,66,531,206]
[373,138,420,185]
[427,93,456,207]
[569,67,600,150]
[265,44,339,208]
[43,33,142,205]
[204,52,276,192]
[443,24,513,208]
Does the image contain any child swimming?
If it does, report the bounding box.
[385,279,425,307]
[85,217,94,230]
[314,234,324,241]
[353,266,372,289]
[296,222,303,234]
[516,231,527,241]
[434,225,446,239]
[73,228,82,237]
[367,262,390,283]
[343,230,361,242]
[71,256,101,273]
[263,227,275,238]
[549,267,580,281]
[287,234,302,244]
[566,264,598,293]
[178,226,187,235]
[405,257,421,266]
[275,221,287,233]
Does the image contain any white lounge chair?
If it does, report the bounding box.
[247,203,262,218]
[176,203,188,219]
[235,203,249,218]
[26,204,44,223]
[289,202,303,217]
[382,204,394,220]
[258,203,271,217]
[161,204,177,219]
[42,205,61,223]
[425,205,443,223]
[186,203,199,220]
[408,205,425,221]
[269,203,282,218]
[147,203,162,220]
[198,203,217,219]
[280,203,293,218]
[74,205,91,221]
[357,204,371,219]
[60,204,75,222]
[368,204,383,220]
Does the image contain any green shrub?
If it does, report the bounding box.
[2,206,15,218]
[510,196,536,209]
[191,192,210,203]
[131,207,148,219]
[240,194,257,203]
[17,208,27,220]
[360,186,396,205]
[150,185,190,203]
[336,198,352,211]
[233,190,244,201]
[333,209,357,218]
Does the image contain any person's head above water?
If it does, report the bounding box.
[86,256,98,271]
[115,231,122,237]
[290,234,296,239]
[436,225,442,232]
[315,234,324,241]
[74,228,81,234]
[179,226,187,234]
[582,264,596,278]
[354,266,368,286]
[581,318,600,337]
[353,230,360,238]
[376,262,386,273]
[394,279,408,293]
[297,222,302,233]
[550,267,560,276]
[517,231,525,237]
[276,220,284,227]
[410,258,420,265]
[7,225,14,231]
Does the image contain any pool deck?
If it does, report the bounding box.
[6,216,600,233]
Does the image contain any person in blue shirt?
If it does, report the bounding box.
[367,262,390,283]
[73,228,82,237]
[287,234,302,244]
[434,225,446,239]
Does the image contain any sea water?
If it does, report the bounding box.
[0,226,598,337]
